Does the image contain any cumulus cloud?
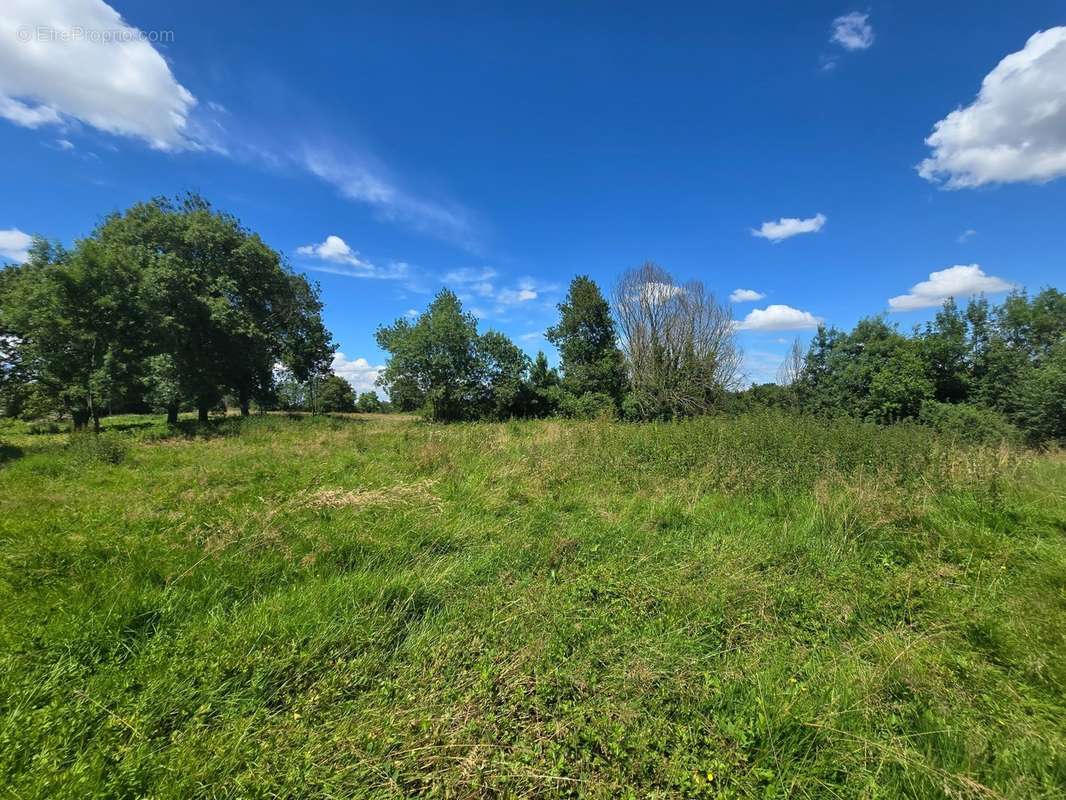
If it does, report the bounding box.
[919,28,1066,188]
[445,268,548,313]
[0,0,198,150]
[751,213,826,242]
[830,12,875,51]
[296,235,409,281]
[0,228,33,263]
[737,304,822,331]
[331,353,385,397]
[730,288,766,303]
[888,265,1014,311]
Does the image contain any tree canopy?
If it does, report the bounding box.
[0,195,334,428]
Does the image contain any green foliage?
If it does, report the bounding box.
[546,275,627,404]
[1009,340,1066,445]
[526,351,561,418]
[376,290,538,422]
[479,330,531,420]
[355,391,383,413]
[559,390,618,420]
[316,374,356,413]
[65,431,129,465]
[798,289,1066,443]
[1,413,1063,797]
[1,195,335,427]
[918,400,1019,446]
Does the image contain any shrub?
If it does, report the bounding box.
[559,391,617,420]
[918,401,1019,446]
[26,420,63,435]
[66,432,129,465]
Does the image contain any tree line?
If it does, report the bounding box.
[374,262,741,422]
[0,195,334,429]
[3,194,1063,445]
[735,290,1066,445]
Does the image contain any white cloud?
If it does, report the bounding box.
[0,0,198,150]
[737,304,822,331]
[297,234,365,265]
[919,28,1066,188]
[445,268,548,314]
[55,137,74,150]
[519,332,542,343]
[730,288,766,303]
[751,213,826,242]
[888,265,1013,311]
[295,235,409,281]
[0,228,33,263]
[831,12,874,51]
[331,352,385,396]
[405,308,418,318]
[957,228,977,243]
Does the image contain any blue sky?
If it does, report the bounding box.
[2,1,1065,390]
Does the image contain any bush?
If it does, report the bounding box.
[918,401,1019,446]
[66,432,129,465]
[559,391,617,420]
[26,420,63,435]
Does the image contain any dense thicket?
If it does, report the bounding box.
[0,195,335,428]
[772,290,1066,444]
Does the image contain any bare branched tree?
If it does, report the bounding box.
[776,337,805,387]
[614,262,741,419]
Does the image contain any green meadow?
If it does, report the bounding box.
[1,413,1064,798]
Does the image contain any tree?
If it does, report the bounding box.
[546,276,627,406]
[1010,340,1066,444]
[317,374,356,412]
[95,195,334,422]
[2,237,145,430]
[798,316,932,423]
[356,391,383,413]
[375,290,486,422]
[480,330,531,419]
[614,262,741,419]
[527,351,561,418]
[919,298,970,403]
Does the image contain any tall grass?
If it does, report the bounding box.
[0,412,1063,798]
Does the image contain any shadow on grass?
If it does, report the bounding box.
[0,440,23,465]
[150,412,367,442]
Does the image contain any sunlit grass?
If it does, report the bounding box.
[1,412,1063,798]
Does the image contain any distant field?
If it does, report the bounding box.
[1,413,1064,798]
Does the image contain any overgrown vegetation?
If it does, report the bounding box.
[1,412,1064,798]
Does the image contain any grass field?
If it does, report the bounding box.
[1,412,1064,798]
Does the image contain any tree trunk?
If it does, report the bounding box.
[197,404,209,423]
[239,391,250,417]
[72,409,89,432]
[166,403,179,425]
[92,413,101,433]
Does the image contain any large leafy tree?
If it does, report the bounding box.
[480,330,531,420]
[317,374,356,413]
[546,275,627,405]
[376,290,486,422]
[1,195,334,427]
[95,195,333,421]
[2,237,145,430]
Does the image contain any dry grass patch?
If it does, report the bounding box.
[305,479,442,512]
